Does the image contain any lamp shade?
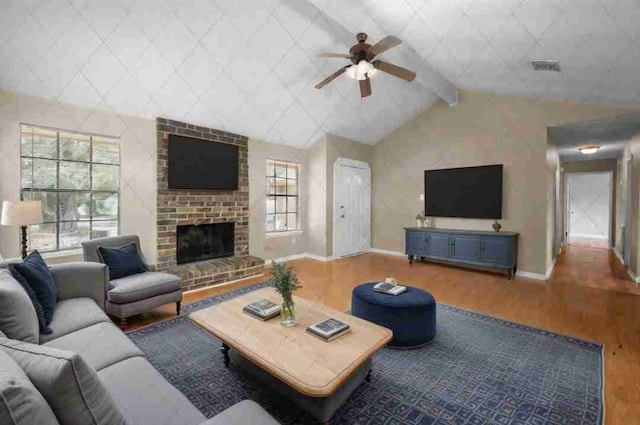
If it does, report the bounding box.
[1,201,42,226]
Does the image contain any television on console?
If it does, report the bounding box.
[168,134,239,190]
[424,164,503,219]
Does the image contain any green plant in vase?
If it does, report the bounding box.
[272,261,301,327]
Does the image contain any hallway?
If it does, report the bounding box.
[551,245,639,295]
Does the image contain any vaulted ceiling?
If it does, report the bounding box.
[1,0,639,147]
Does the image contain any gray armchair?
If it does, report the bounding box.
[81,235,182,328]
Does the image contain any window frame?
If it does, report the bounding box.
[265,159,301,234]
[19,123,121,253]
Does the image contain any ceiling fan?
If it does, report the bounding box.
[315,33,417,98]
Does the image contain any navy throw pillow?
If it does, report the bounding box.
[10,251,57,325]
[8,265,52,334]
[98,243,146,280]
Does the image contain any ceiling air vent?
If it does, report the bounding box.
[531,60,561,72]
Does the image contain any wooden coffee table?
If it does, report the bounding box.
[190,287,392,422]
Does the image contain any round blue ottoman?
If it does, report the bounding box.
[351,282,436,348]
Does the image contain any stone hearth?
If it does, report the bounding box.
[165,256,265,291]
[156,118,264,291]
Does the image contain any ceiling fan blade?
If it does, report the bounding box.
[317,52,354,59]
[315,66,348,89]
[359,77,372,98]
[373,60,416,82]
[368,35,402,57]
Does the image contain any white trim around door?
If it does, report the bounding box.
[332,158,371,259]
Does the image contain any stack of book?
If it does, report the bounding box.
[306,318,351,342]
[242,299,281,321]
[373,281,407,295]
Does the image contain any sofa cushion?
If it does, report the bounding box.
[0,349,60,425]
[9,251,57,325]
[98,356,205,425]
[43,322,143,372]
[98,243,146,280]
[0,269,39,344]
[0,339,125,425]
[39,298,110,344]
[108,272,181,304]
[8,265,52,335]
[202,400,280,425]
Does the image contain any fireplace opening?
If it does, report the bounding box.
[176,222,234,265]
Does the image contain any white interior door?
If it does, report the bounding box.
[567,172,612,247]
[333,159,371,258]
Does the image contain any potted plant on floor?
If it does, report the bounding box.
[272,261,301,327]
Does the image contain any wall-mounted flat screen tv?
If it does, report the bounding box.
[424,164,503,219]
[168,134,239,190]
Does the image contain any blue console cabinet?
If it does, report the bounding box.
[404,227,518,279]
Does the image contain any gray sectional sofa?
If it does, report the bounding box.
[0,262,279,425]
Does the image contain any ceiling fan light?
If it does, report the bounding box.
[346,60,375,80]
[578,145,600,154]
[356,60,374,80]
[345,65,358,80]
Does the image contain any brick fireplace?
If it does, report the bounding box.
[156,118,264,291]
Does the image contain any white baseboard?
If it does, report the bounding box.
[627,267,640,284]
[613,248,624,264]
[306,254,335,262]
[545,256,557,280]
[515,270,546,281]
[570,233,608,240]
[625,264,639,284]
[267,253,308,264]
[611,249,640,283]
[369,248,405,257]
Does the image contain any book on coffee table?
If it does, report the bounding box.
[373,281,406,295]
[243,298,281,321]
[307,318,351,342]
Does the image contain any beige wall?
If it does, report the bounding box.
[0,91,157,262]
[546,144,560,272]
[560,159,618,249]
[248,139,307,261]
[304,134,372,258]
[305,138,328,257]
[325,134,372,257]
[618,133,640,274]
[371,90,635,276]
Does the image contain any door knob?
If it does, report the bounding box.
[340,214,345,218]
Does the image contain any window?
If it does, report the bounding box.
[266,160,300,233]
[20,124,120,252]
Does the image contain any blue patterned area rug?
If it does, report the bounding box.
[128,282,604,425]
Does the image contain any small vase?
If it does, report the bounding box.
[280,297,295,327]
[492,220,502,232]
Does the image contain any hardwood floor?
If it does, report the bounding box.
[123,248,640,424]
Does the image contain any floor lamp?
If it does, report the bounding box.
[1,200,42,259]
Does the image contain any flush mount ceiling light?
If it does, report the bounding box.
[578,144,600,154]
